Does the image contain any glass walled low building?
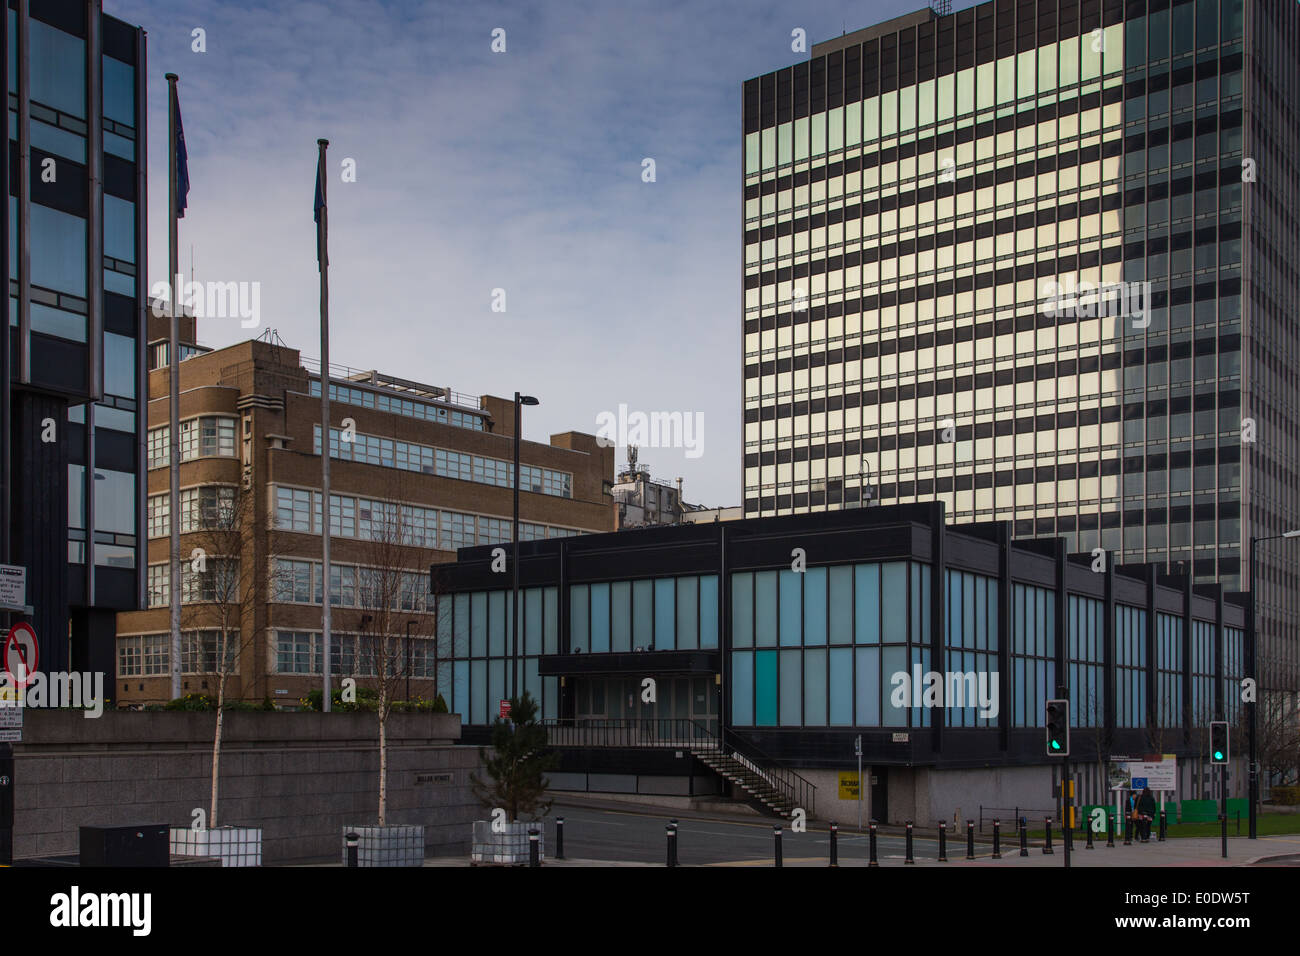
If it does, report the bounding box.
[432,501,1248,823]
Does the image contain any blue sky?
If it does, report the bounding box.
[107,0,933,507]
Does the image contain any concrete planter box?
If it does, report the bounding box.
[471,820,545,865]
[341,825,425,867]
[170,827,263,867]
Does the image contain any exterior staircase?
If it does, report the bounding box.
[693,748,799,818]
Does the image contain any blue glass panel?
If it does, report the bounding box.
[611,581,631,652]
[452,660,469,718]
[104,195,135,263]
[699,575,719,649]
[732,573,753,647]
[471,660,487,724]
[829,647,852,724]
[544,587,558,654]
[31,303,85,342]
[856,647,881,726]
[102,55,135,126]
[590,582,610,653]
[453,594,470,656]
[489,660,504,715]
[829,566,853,643]
[676,577,698,650]
[488,591,506,657]
[855,564,880,643]
[31,204,86,296]
[632,579,652,649]
[780,649,801,726]
[755,650,777,726]
[31,118,85,162]
[470,593,487,657]
[30,21,84,117]
[104,332,135,398]
[543,676,557,719]
[804,648,826,726]
[779,570,801,646]
[755,571,777,646]
[654,577,675,650]
[804,567,826,645]
[732,652,754,725]
[883,646,908,725]
[570,585,589,652]
[524,589,541,655]
[882,563,907,642]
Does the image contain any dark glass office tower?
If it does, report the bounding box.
[742,1,1298,699]
[3,0,147,693]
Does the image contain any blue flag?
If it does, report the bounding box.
[314,152,326,267]
[173,84,190,218]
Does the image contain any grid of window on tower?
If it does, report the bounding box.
[743,2,1250,591]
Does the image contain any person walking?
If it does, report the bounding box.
[1136,787,1157,842]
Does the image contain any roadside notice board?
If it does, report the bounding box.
[0,564,24,608]
[1110,754,1177,791]
[0,684,21,742]
[838,771,860,800]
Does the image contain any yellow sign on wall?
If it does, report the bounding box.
[838,772,860,800]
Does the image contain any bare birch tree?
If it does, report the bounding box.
[181,480,288,828]
[352,481,439,826]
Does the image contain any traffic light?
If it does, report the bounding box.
[1210,721,1229,765]
[1045,699,1070,756]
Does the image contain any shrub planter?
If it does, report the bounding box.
[170,826,263,867]
[471,820,545,865]
[341,825,425,867]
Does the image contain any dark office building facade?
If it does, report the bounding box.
[741,3,1299,704]
[433,504,1248,822]
[3,0,147,691]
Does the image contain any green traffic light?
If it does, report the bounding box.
[1214,750,1224,761]
[1051,740,1061,750]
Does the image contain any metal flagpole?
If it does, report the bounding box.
[316,140,332,712]
[166,73,182,701]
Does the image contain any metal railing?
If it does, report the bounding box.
[541,718,719,751]
[539,718,817,819]
[722,728,817,820]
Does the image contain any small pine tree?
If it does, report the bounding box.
[470,692,558,822]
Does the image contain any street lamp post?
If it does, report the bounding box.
[512,393,540,702]
[1247,528,1300,839]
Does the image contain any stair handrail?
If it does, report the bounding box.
[722,728,817,818]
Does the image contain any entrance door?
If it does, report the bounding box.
[870,767,888,823]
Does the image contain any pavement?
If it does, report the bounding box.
[303,796,1300,866]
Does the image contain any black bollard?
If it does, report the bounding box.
[938,821,947,861]
[1220,813,1227,859]
[1158,809,1167,842]
[556,817,565,860]
[345,831,359,868]
[1085,818,1094,849]
[665,824,675,867]
[868,822,879,867]
[1123,814,1132,846]
[774,825,783,868]
[829,822,838,868]
[1018,819,1028,857]
[1043,817,1054,855]
[529,828,540,867]
[1107,814,1115,848]
[992,819,1001,859]
[966,820,975,860]
[905,820,915,864]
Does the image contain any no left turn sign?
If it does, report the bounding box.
[4,622,38,687]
